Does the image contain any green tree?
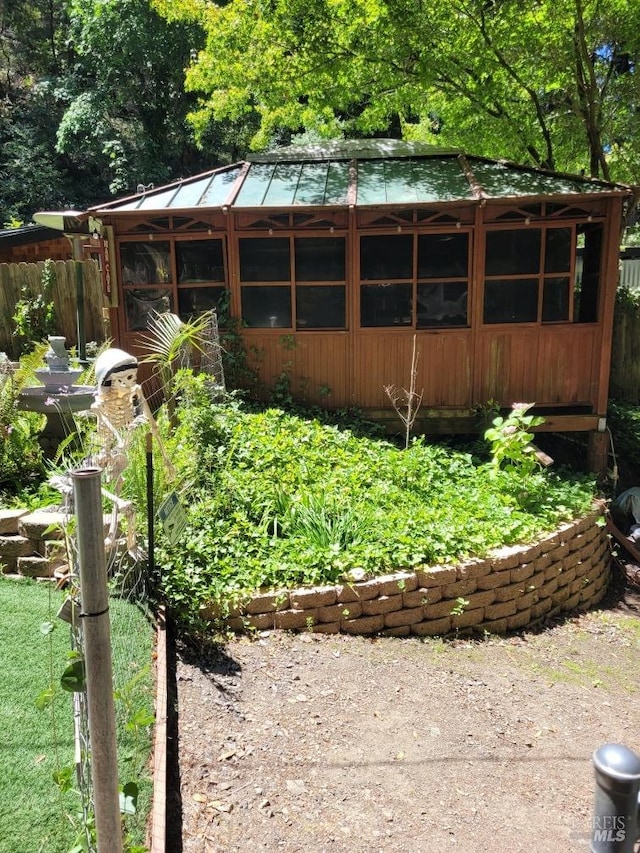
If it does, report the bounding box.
[153,0,640,184]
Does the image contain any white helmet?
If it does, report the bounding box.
[94,348,138,388]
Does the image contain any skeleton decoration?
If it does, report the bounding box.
[90,348,175,553]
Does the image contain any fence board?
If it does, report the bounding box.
[0,260,107,357]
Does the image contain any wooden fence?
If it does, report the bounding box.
[0,260,108,358]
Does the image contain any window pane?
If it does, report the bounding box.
[239,237,290,281]
[120,241,171,285]
[241,285,291,327]
[178,286,226,319]
[296,286,346,329]
[295,237,345,281]
[485,229,541,275]
[417,282,468,328]
[544,228,571,273]
[483,279,538,323]
[124,288,172,331]
[360,283,412,327]
[177,240,225,283]
[418,233,469,278]
[575,223,602,322]
[542,277,570,322]
[360,235,413,280]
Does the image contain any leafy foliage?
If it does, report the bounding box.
[154,0,640,185]
[157,375,596,628]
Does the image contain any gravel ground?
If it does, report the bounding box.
[170,576,640,853]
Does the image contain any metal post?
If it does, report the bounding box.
[146,432,155,588]
[592,743,640,852]
[73,467,123,853]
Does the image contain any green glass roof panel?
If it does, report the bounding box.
[325,161,350,205]
[264,162,303,205]
[135,187,181,210]
[234,163,276,206]
[410,158,474,202]
[357,157,474,205]
[470,160,608,198]
[168,179,212,209]
[293,162,330,204]
[198,167,243,206]
[357,160,388,205]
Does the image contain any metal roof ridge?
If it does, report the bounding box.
[463,153,633,191]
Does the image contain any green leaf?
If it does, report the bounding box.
[60,660,86,693]
[35,687,55,711]
[119,781,139,815]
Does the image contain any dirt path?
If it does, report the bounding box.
[172,581,640,853]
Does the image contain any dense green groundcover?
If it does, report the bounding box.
[0,578,154,853]
[157,379,597,623]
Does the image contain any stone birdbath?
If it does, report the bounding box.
[17,336,95,455]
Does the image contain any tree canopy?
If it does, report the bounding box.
[154,0,640,184]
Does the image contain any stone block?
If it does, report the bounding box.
[490,545,523,571]
[340,614,385,635]
[382,626,411,637]
[403,588,439,608]
[518,542,542,563]
[274,609,314,631]
[534,553,553,572]
[569,532,588,552]
[537,577,559,599]
[361,594,403,616]
[510,563,534,583]
[547,541,570,561]
[246,612,277,631]
[411,616,452,636]
[18,510,67,540]
[531,597,553,620]
[451,607,484,629]
[574,559,592,578]
[562,550,581,570]
[0,535,33,558]
[543,561,562,580]
[551,586,570,606]
[415,566,457,587]
[484,600,517,620]
[423,599,457,620]
[443,578,477,598]
[562,591,581,611]
[317,601,362,623]
[526,571,546,590]
[494,584,525,603]
[478,618,508,635]
[515,590,538,611]
[290,586,337,609]
[372,572,418,596]
[507,608,531,631]
[0,557,18,574]
[384,606,425,628]
[0,509,28,535]
[245,591,289,614]
[476,569,512,590]
[312,621,340,634]
[336,580,381,602]
[456,558,491,580]
[17,556,52,578]
[462,590,497,610]
[556,566,576,588]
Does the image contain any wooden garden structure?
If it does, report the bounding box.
[40,140,633,469]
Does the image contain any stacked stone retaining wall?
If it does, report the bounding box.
[213,508,611,638]
[0,508,68,579]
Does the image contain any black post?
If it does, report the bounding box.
[592,743,640,852]
[146,432,155,591]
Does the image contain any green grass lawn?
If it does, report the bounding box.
[0,578,155,853]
